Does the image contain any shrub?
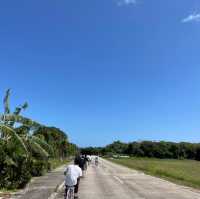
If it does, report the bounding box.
[30,159,48,176]
[0,141,31,189]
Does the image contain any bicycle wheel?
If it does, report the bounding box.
[70,188,74,199]
[65,187,74,199]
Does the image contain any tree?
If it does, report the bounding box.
[33,126,69,159]
[126,142,144,157]
[105,141,128,154]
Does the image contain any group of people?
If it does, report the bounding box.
[64,154,99,199]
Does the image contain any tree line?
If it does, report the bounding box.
[81,140,200,161]
[0,90,78,189]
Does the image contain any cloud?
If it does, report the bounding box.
[182,13,200,23]
[117,0,137,6]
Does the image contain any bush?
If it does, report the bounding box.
[0,141,31,189]
[30,159,48,176]
[15,157,32,188]
[0,123,72,190]
[0,157,31,189]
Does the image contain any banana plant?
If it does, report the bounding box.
[0,121,51,159]
[0,89,53,161]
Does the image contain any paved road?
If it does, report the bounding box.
[57,158,200,199]
[15,165,65,199]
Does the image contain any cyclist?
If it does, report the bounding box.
[64,159,82,199]
[83,154,89,170]
[74,154,85,171]
[86,155,92,166]
[95,156,99,166]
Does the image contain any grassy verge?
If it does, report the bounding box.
[108,157,200,189]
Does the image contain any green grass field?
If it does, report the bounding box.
[108,157,200,189]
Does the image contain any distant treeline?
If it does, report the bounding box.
[81,141,200,161]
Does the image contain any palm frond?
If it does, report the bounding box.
[28,137,49,158]
[10,102,29,127]
[3,89,10,114]
[13,106,22,115]
[0,114,41,128]
[0,124,28,154]
[31,136,54,156]
[4,156,17,167]
[22,102,28,110]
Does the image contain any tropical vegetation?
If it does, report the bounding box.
[0,89,77,190]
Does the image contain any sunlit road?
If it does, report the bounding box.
[56,158,200,199]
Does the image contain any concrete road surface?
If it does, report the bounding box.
[15,165,66,199]
[56,158,200,199]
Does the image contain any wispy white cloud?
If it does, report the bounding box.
[182,13,200,23]
[117,0,137,6]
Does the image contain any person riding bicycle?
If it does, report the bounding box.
[64,159,82,199]
[74,154,85,171]
[83,154,89,170]
[95,156,99,166]
[87,155,92,165]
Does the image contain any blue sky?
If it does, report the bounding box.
[0,0,200,147]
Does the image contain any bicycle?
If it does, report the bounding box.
[64,185,75,199]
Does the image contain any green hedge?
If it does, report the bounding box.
[30,159,49,177]
[0,143,31,189]
[0,141,51,189]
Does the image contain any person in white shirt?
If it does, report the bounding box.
[64,160,82,198]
